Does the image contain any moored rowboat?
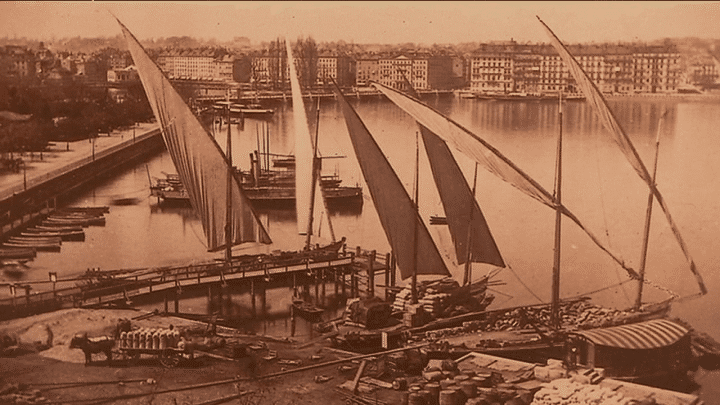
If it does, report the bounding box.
[2,242,61,252]
[21,230,85,241]
[0,248,36,260]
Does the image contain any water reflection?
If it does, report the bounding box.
[4,96,720,347]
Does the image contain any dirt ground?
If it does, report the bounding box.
[0,308,393,405]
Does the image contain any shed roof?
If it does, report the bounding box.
[571,319,688,350]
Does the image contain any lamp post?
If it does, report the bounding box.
[9,284,16,308]
[22,162,27,191]
[49,272,57,299]
[92,134,95,161]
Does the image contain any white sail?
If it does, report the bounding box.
[373,82,639,281]
[286,40,315,236]
[537,16,707,297]
[117,18,271,250]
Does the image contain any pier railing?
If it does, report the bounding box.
[0,249,361,319]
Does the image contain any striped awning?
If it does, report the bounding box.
[572,319,689,350]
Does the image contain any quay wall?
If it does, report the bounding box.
[0,128,164,223]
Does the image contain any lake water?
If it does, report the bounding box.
[4,94,720,400]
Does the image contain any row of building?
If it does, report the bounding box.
[3,40,719,95]
[150,41,720,94]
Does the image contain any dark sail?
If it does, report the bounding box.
[332,83,450,279]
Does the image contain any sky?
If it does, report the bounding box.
[0,1,718,45]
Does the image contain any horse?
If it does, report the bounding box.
[69,333,114,365]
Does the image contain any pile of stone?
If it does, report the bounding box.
[481,301,639,333]
[532,378,632,405]
[393,358,535,405]
[0,383,46,404]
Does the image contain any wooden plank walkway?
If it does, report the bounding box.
[0,251,358,320]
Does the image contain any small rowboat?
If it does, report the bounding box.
[33,225,83,232]
[0,248,36,259]
[9,236,62,244]
[43,216,106,227]
[3,242,61,252]
[21,230,85,241]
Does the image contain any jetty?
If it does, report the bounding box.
[0,246,394,321]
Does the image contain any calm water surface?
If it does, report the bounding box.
[3,95,720,399]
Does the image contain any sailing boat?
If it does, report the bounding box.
[117,21,346,287]
[327,79,508,351]
[362,21,704,364]
[398,73,505,287]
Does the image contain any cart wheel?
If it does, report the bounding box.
[160,349,180,368]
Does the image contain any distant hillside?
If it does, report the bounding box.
[0,35,253,54]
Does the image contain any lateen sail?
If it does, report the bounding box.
[117,19,271,250]
[286,40,315,236]
[537,16,707,296]
[400,78,504,267]
[372,82,639,280]
[332,83,450,279]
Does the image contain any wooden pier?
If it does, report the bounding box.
[0,247,395,321]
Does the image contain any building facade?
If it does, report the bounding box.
[467,42,681,95]
[158,49,234,81]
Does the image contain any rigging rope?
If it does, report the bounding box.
[499,263,544,304]
[593,127,631,306]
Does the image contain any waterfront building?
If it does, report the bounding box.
[603,45,634,94]
[355,55,379,87]
[467,41,680,95]
[511,45,541,93]
[377,52,455,91]
[317,51,354,88]
[686,53,719,89]
[157,49,234,82]
[469,43,515,93]
[632,45,680,93]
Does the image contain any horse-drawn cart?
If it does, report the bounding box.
[118,328,193,367]
[118,346,194,367]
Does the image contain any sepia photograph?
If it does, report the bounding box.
[0,1,720,404]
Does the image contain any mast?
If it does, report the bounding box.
[411,131,420,304]
[635,111,665,309]
[550,91,563,329]
[225,92,233,264]
[305,99,322,249]
[463,163,479,286]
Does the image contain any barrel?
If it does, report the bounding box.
[439,390,456,405]
[460,369,476,378]
[439,379,455,390]
[408,392,426,405]
[132,331,139,348]
[453,374,470,384]
[152,333,160,350]
[425,383,440,405]
[459,380,477,399]
[448,385,465,404]
[418,390,432,405]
